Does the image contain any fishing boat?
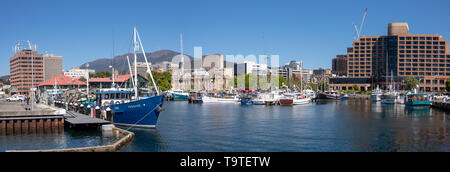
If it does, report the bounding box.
[97,27,164,128]
[405,93,431,107]
[171,90,189,101]
[317,91,340,100]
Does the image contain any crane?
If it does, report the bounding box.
[353,8,368,40]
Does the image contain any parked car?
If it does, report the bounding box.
[6,95,25,102]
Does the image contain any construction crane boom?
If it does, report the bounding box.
[353,8,368,40]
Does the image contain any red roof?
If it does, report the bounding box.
[89,74,135,83]
[38,74,86,87]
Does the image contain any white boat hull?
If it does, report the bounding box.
[202,96,239,103]
[293,97,311,105]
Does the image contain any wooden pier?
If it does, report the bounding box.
[64,111,110,128]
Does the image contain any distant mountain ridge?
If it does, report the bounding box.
[80,50,193,73]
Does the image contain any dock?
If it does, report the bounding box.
[0,101,64,135]
[64,111,110,128]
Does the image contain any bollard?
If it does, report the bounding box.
[74,103,78,113]
[106,107,112,122]
[87,105,92,117]
[95,106,101,118]
[80,104,84,114]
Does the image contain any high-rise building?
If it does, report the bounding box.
[43,54,62,81]
[10,50,44,95]
[332,55,347,76]
[331,23,450,92]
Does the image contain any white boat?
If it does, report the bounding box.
[293,93,311,105]
[371,86,382,102]
[303,89,316,99]
[381,91,397,104]
[201,95,239,103]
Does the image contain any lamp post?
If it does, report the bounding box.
[86,63,90,97]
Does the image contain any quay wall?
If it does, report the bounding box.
[0,118,64,135]
[6,127,134,152]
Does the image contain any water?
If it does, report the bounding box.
[120,100,449,152]
[0,129,119,152]
[1,100,448,152]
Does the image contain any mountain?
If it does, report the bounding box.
[0,75,9,80]
[80,50,193,73]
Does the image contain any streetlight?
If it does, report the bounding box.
[86,64,90,96]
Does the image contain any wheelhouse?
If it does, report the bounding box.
[93,91,135,106]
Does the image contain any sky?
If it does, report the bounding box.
[1,0,450,76]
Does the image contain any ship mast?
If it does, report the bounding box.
[134,27,160,96]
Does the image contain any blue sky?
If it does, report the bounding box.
[1,0,450,76]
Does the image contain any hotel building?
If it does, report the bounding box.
[331,23,450,92]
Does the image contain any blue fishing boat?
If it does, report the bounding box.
[405,93,431,107]
[94,27,164,128]
[110,95,164,128]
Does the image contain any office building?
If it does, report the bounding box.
[10,50,44,95]
[43,54,63,81]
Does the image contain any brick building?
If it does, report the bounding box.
[10,50,44,95]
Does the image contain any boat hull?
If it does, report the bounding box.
[240,100,253,105]
[317,93,340,100]
[202,96,238,103]
[110,95,164,128]
[293,98,311,105]
[279,99,294,106]
[405,101,431,107]
[172,93,189,101]
[253,100,265,105]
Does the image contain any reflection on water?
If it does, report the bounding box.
[121,100,449,152]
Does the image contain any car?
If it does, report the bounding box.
[6,95,25,102]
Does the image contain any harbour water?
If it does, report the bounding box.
[1,100,448,152]
[0,129,119,152]
[121,100,449,152]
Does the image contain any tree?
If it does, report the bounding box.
[317,81,329,91]
[4,88,10,95]
[404,77,419,90]
[446,78,450,92]
[353,85,359,91]
[147,71,172,91]
[91,71,112,78]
